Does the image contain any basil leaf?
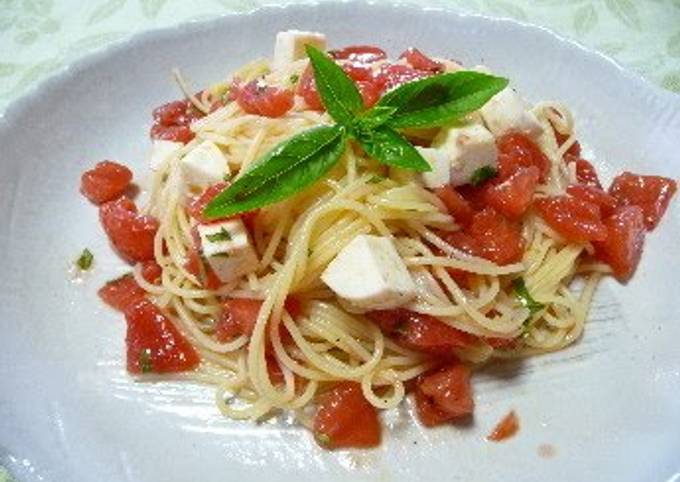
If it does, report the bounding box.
[204,125,346,218]
[354,106,397,131]
[306,45,363,125]
[470,166,498,186]
[513,278,544,315]
[354,125,431,172]
[378,71,509,128]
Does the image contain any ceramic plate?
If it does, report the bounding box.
[1,3,679,481]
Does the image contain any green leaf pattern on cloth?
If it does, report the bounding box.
[0,0,679,110]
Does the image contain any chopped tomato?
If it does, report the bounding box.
[484,166,540,219]
[313,382,381,449]
[125,299,200,374]
[266,355,285,385]
[80,161,133,204]
[415,363,474,427]
[399,48,443,73]
[535,196,607,243]
[98,274,146,312]
[342,63,373,82]
[150,124,195,144]
[497,133,550,182]
[357,80,381,108]
[297,64,381,111]
[435,185,475,226]
[444,208,525,265]
[297,65,324,111]
[99,197,159,262]
[566,184,618,216]
[366,309,477,356]
[185,227,222,290]
[375,64,429,91]
[487,410,520,442]
[232,80,294,118]
[485,337,519,349]
[555,131,581,157]
[608,172,677,230]
[330,45,387,63]
[140,260,162,284]
[215,298,263,342]
[593,206,646,281]
[566,155,602,189]
[187,182,229,223]
[150,99,202,144]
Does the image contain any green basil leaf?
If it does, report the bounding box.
[76,248,94,271]
[354,126,431,172]
[306,45,363,125]
[513,278,544,316]
[378,71,509,128]
[470,166,498,186]
[204,125,347,218]
[354,106,397,131]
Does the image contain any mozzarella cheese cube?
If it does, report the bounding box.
[417,147,451,189]
[480,87,543,138]
[431,123,498,186]
[180,140,229,189]
[321,235,416,310]
[273,30,327,70]
[148,140,183,171]
[197,219,258,283]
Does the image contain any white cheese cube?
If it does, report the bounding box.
[180,140,230,189]
[321,235,416,310]
[432,123,498,186]
[197,219,258,283]
[148,140,183,171]
[480,87,543,138]
[417,147,450,189]
[273,30,327,70]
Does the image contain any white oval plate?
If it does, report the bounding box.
[1,3,679,482]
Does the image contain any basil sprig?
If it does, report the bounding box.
[205,46,508,219]
[513,278,544,316]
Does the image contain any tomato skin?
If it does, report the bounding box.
[497,133,550,182]
[593,205,646,281]
[487,410,520,442]
[608,172,677,230]
[415,363,474,427]
[140,260,162,285]
[375,63,429,91]
[444,207,525,266]
[232,80,294,118]
[80,161,133,204]
[329,45,387,63]
[124,299,200,374]
[99,197,159,263]
[366,309,477,356]
[297,65,324,111]
[435,185,475,226]
[313,382,381,449]
[399,48,443,73]
[566,184,618,216]
[98,274,146,312]
[150,99,201,144]
[484,166,540,219]
[566,155,602,189]
[535,196,607,243]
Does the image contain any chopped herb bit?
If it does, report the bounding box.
[139,348,153,373]
[223,172,233,182]
[289,73,300,84]
[513,278,544,316]
[211,252,230,258]
[315,431,331,447]
[368,175,386,184]
[206,227,232,242]
[308,248,313,257]
[470,165,498,186]
[76,248,94,271]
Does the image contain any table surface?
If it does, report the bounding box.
[0,0,679,114]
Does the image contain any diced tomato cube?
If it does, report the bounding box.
[150,124,195,144]
[366,309,477,356]
[232,80,294,118]
[487,410,520,442]
[593,206,646,281]
[375,63,430,91]
[187,182,229,223]
[435,185,475,226]
[555,131,582,157]
[342,63,373,82]
[215,298,263,342]
[497,133,550,182]
[329,45,387,63]
[124,299,200,374]
[608,172,677,230]
[98,274,146,312]
[565,155,602,189]
[535,196,607,243]
[399,48,443,73]
[297,64,381,111]
[567,184,618,216]
[357,80,381,108]
[140,260,162,284]
[80,161,133,204]
[266,355,285,386]
[414,363,474,427]
[484,166,540,219]
[313,382,381,449]
[99,197,159,263]
[297,65,324,111]
[150,99,202,144]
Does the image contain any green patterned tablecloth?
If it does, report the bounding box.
[0,0,679,112]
